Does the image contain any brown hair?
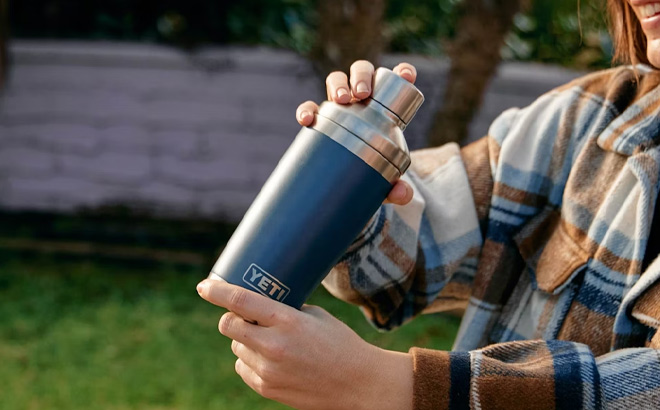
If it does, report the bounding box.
[607,0,649,65]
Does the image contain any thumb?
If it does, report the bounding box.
[384,180,413,205]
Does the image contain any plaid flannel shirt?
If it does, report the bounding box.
[323,65,660,409]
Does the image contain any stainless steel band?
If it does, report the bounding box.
[317,102,411,174]
[310,116,401,184]
[306,69,424,184]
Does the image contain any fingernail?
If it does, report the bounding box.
[400,68,413,78]
[336,88,349,100]
[356,81,369,95]
[300,110,311,122]
[196,281,207,296]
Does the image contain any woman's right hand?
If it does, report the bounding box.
[295,60,417,207]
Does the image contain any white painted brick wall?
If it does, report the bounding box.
[0,146,56,177]
[0,40,583,221]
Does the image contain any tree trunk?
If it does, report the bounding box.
[310,0,386,75]
[428,0,524,147]
[0,0,8,91]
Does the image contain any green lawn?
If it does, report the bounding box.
[0,251,459,410]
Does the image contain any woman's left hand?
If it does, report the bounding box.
[196,279,413,410]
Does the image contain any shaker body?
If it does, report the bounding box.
[209,126,392,308]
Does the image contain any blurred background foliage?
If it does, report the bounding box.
[9,0,610,70]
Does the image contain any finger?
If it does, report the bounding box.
[231,339,245,357]
[393,63,417,84]
[235,358,272,398]
[349,60,375,100]
[296,100,318,126]
[326,71,351,104]
[219,311,266,345]
[232,340,281,381]
[198,279,297,327]
[384,180,413,205]
[231,340,261,370]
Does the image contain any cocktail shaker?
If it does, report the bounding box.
[208,68,424,309]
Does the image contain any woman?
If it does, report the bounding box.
[197,0,660,408]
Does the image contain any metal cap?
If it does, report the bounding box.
[371,67,425,126]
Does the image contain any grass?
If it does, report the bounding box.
[0,250,460,410]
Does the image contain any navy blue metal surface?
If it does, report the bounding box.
[211,127,393,308]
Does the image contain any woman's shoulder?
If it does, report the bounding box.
[486,65,660,153]
[553,64,660,113]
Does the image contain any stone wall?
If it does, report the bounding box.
[0,41,583,221]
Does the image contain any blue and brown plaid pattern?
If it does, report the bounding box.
[324,66,660,409]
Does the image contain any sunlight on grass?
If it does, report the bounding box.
[0,252,459,409]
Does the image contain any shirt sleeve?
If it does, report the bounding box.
[409,250,660,409]
[322,67,627,331]
[322,133,499,330]
[323,110,517,329]
[409,340,660,410]
[322,94,533,330]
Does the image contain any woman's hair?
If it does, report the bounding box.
[608,0,649,65]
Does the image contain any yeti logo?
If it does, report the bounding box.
[242,264,290,302]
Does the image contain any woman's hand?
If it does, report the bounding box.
[197,279,413,410]
[295,60,417,207]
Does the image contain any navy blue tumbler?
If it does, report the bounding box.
[208,68,424,309]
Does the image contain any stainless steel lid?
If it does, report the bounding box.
[312,67,424,183]
[371,67,425,127]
